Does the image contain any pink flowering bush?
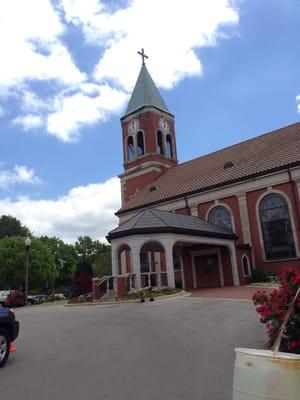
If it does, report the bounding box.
[252,267,300,354]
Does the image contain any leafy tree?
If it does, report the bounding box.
[73,261,93,295]
[93,251,112,277]
[0,236,58,290]
[0,215,30,239]
[40,236,77,287]
[75,236,110,262]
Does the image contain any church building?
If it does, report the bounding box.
[106,53,300,295]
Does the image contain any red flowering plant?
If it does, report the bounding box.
[252,267,300,354]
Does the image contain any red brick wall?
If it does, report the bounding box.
[175,207,190,215]
[198,201,214,219]
[246,182,300,273]
[117,277,127,297]
[183,251,193,289]
[220,247,234,286]
[123,170,162,202]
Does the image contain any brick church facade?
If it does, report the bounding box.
[106,57,300,295]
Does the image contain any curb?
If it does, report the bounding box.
[247,284,279,289]
[16,300,67,310]
[64,290,187,307]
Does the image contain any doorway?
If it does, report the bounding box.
[194,254,221,288]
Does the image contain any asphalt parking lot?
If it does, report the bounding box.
[1,297,266,400]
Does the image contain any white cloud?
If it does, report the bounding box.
[21,90,52,113]
[0,0,85,93]
[297,94,300,112]
[47,85,128,141]
[12,114,44,131]
[0,105,5,118]
[0,164,42,188]
[1,0,239,141]
[60,0,239,90]
[0,177,121,243]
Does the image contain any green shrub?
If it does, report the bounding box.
[251,267,268,282]
[67,294,91,304]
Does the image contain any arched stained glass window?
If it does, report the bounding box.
[166,134,173,158]
[127,135,135,162]
[259,193,295,260]
[137,131,145,156]
[157,130,164,155]
[208,206,232,232]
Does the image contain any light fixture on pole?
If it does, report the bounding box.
[24,237,31,306]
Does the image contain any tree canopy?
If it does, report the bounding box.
[0,236,57,289]
[0,215,30,239]
[0,214,111,291]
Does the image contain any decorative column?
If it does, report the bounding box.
[164,241,176,288]
[111,242,119,276]
[157,273,161,288]
[132,243,142,289]
[178,253,186,289]
[237,193,252,245]
[111,242,119,294]
[189,204,199,217]
[228,243,240,286]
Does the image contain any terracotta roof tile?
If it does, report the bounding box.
[118,122,300,214]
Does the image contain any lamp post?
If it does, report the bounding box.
[24,237,31,306]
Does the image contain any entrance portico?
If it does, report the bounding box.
[107,208,239,295]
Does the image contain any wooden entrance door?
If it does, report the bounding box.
[194,254,221,288]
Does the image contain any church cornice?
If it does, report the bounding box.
[118,160,174,179]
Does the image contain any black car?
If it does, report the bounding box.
[0,304,19,368]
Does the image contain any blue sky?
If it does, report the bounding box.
[0,0,299,242]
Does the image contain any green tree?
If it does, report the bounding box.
[0,215,30,239]
[40,236,77,288]
[92,251,112,277]
[0,236,58,290]
[74,236,111,277]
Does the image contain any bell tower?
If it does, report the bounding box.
[119,50,178,205]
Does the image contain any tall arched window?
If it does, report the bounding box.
[208,205,233,232]
[137,131,145,156]
[166,134,173,158]
[127,135,135,162]
[242,256,251,277]
[259,193,296,260]
[157,130,164,155]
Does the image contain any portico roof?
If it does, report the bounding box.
[107,208,237,241]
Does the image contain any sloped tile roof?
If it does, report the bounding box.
[124,64,169,117]
[107,208,236,241]
[118,122,300,214]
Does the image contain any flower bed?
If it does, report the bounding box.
[121,287,182,301]
[68,293,93,304]
[253,267,300,354]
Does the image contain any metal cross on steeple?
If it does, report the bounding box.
[138,48,148,65]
